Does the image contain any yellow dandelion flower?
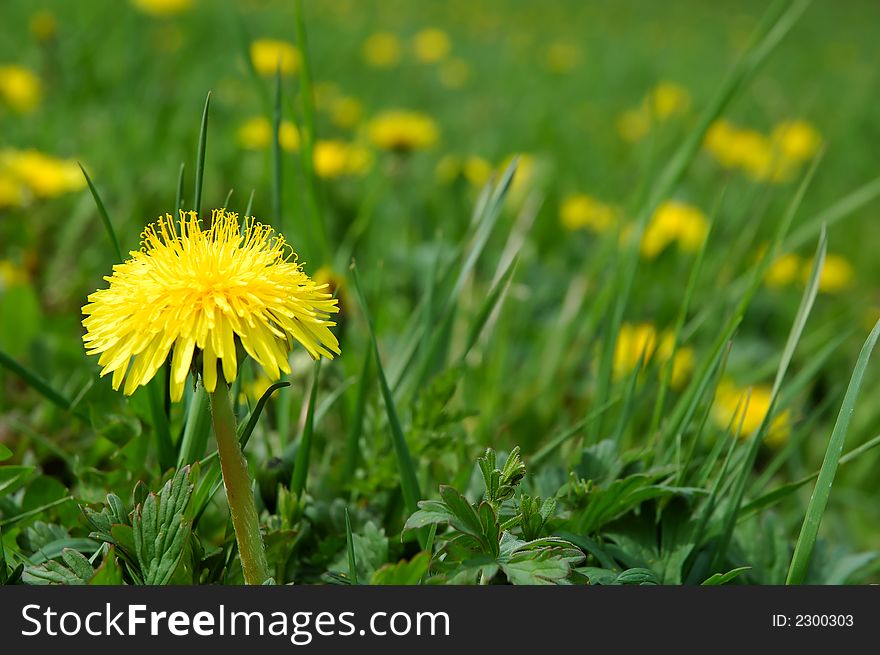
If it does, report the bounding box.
[0,260,30,290]
[544,41,580,74]
[771,120,821,163]
[648,82,690,120]
[236,117,299,151]
[712,381,791,446]
[250,39,300,77]
[131,0,193,17]
[612,322,659,381]
[438,58,470,89]
[808,253,854,294]
[463,155,492,187]
[30,11,58,42]
[1,149,84,198]
[764,253,802,288]
[367,110,439,152]
[412,28,451,63]
[313,140,372,178]
[362,32,401,68]
[82,209,340,402]
[0,65,42,113]
[0,173,25,208]
[331,96,363,130]
[641,200,708,259]
[560,194,616,233]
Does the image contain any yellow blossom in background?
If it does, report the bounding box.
[544,41,580,73]
[649,82,690,120]
[641,200,708,258]
[560,194,617,233]
[712,381,791,446]
[612,323,695,389]
[809,253,854,294]
[439,58,471,89]
[412,28,451,63]
[313,140,372,178]
[30,11,58,42]
[362,32,401,68]
[250,39,300,76]
[331,96,363,129]
[435,154,492,187]
[0,260,30,290]
[0,65,42,113]
[367,110,439,152]
[239,374,274,405]
[131,0,193,17]
[771,120,821,162]
[764,253,802,288]
[617,82,690,143]
[613,322,659,381]
[0,174,25,208]
[0,149,84,198]
[703,118,816,183]
[82,209,340,401]
[236,117,299,151]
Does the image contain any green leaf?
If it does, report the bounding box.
[90,547,125,585]
[371,551,431,585]
[702,566,752,585]
[0,465,34,497]
[0,443,13,462]
[132,466,195,585]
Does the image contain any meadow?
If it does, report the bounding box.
[1,0,880,586]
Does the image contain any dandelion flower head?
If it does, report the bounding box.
[82,209,340,401]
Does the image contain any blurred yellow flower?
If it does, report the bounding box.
[435,154,492,187]
[0,149,84,198]
[313,140,372,178]
[0,65,42,113]
[560,194,616,233]
[764,253,802,288]
[250,39,300,76]
[771,120,821,163]
[649,82,690,120]
[712,381,790,446]
[82,209,340,401]
[439,58,470,89]
[131,0,193,16]
[611,323,693,389]
[641,200,708,258]
[367,110,439,152]
[0,173,25,208]
[236,117,299,151]
[0,260,30,289]
[30,10,58,42]
[363,32,401,68]
[412,28,451,63]
[544,41,580,73]
[617,82,690,143]
[331,96,363,129]
[809,253,854,294]
[240,374,274,405]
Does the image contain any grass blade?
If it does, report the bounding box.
[786,318,880,584]
[272,65,283,231]
[0,351,84,420]
[291,362,321,497]
[345,507,358,585]
[350,263,422,518]
[341,347,372,482]
[78,164,123,261]
[193,92,211,215]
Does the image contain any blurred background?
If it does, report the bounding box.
[3,0,880,580]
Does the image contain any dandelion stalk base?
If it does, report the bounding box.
[209,385,270,585]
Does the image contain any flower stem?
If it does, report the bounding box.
[209,385,270,585]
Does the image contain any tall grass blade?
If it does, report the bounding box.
[786,318,880,584]
[291,362,321,497]
[79,164,122,261]
[193,92,211,215]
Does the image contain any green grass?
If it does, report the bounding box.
[2,0,880,585]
